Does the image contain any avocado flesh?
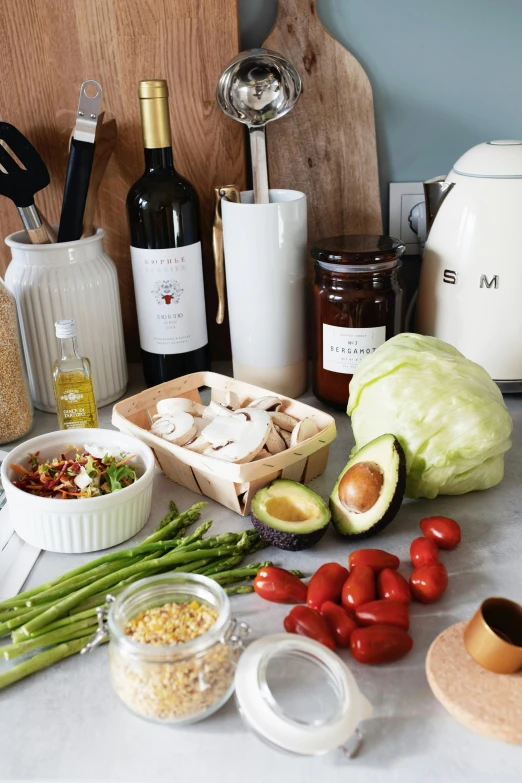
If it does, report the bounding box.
[330,434,406,538]
[251,479,330,551]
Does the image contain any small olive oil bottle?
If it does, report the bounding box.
[52,319,98,429]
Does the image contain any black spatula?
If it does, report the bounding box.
[0,122,51,244]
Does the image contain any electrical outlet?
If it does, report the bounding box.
[389,182,425,254]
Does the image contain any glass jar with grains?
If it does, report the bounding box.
[87,573,248,725]
[0,277,33,444]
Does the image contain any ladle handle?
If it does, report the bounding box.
[249,127,270,204]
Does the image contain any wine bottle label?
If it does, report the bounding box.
[322,324,386,374]
[130,241,208,355]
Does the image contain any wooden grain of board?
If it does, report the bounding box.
[0,0,245,360]
[263,0,382,271]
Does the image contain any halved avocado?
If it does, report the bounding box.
[251,479,330,551]
[330,434,406,538]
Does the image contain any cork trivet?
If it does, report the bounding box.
[426,621,522,744]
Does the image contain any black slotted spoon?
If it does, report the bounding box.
[0,122,51,244]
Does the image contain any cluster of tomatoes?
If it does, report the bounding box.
[253,515,461,664]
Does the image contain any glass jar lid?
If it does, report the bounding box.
[311,234,405,267]
[234,633,372,757]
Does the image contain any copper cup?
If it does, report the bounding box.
[464,597,522,674]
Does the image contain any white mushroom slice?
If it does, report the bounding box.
[270,410,299,432]
[265,422,287,455]
[202,401,236,420]
[150,416,176,436]
[253,447,271,461]
[157,398,194,416]
[202,408,271,463]
[224,390,240,410]
[280,428,292,448]
[153,412,197,446]
[248,396,282,412]
[289,417,320,448]
[184,434,211,454]
[194,416,207,434]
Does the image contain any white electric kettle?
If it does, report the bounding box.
[416,140,522,391]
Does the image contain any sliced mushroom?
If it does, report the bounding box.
[202,401,236,420]
[265,422,287,455]
[270,410,299,432]
[150,415,176,436]
[184,434,211,454]
[156,398,206,417]
[289,417,320,448]
[202,408,271,463]
[151,411,197,446]
[253,447,271,461]
[280,428,292,448]
[248,396,282,412]
[224,390,240,410]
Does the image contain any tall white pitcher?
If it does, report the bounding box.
[215,189,307,399]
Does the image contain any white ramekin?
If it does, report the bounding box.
[1,429,155,553]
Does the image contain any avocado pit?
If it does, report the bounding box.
[338,461,384,514]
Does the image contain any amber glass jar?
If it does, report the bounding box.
[312,235,405,410]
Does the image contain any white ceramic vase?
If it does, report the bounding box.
[5,228,128,412]
[221,189,308,399]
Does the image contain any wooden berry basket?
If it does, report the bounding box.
[112,371,337,515]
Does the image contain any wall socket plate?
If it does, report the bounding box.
[389,182,425,254]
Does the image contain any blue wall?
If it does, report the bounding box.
[238,0,522,224]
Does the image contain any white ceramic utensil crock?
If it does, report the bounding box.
[1,429,155,553]
[5,227,128,412]
[221,189,307,398]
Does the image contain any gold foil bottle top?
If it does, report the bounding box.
[138,79,171,149]
[139,79,169,100]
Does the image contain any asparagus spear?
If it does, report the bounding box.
[0,635,106,691]
[225,585,255,596]
[21,543,251,635]
[0,503,205,612]
[3,617,99,660]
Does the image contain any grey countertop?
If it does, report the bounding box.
[1,365,521,782]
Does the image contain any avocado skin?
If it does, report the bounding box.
[251,514,329,551]
[331,439,407,539]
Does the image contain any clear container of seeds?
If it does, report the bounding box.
[0,277,33,445]
[105,573,246,725]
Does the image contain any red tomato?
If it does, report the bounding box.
[355,600,410,631]
[320,601,358,647]
[307,562,349,610]
[377,568,411,605]
[284,605,336,650]
[348,549,400,573]
[341,565,376,610]
[410,562,448,603]
[350,624,413,664]
[420,516,461,550]
[254,566,307,604]
[410,536,439,567]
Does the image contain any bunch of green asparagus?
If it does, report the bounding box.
[0,501,294,691]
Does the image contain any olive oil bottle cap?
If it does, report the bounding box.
[138,79,172,149]
[55,319,77,339]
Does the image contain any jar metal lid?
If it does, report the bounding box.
[311,234,405,265]
[316,259,402,274]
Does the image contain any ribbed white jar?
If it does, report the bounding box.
[5,228,128,412]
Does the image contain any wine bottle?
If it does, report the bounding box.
[127,79,210,386]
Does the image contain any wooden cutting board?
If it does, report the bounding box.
[263,0,382,262]
[0,0,245,360]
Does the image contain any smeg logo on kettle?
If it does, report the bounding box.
[443,269,457,284]
[480,274,499,289]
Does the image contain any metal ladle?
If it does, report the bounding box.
[217,48,302,204]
